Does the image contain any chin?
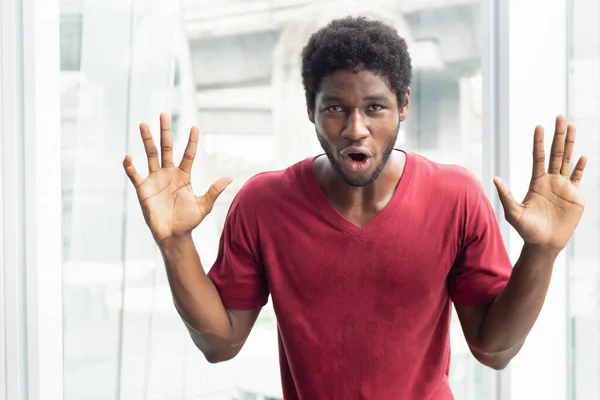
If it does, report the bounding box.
[339,166,380,187]
[343,177,375,187]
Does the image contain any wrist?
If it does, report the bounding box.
[158,233,194,254]
[521,242,562,261]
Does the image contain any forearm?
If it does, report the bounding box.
[159,234,237,358]
[477,243,559,354]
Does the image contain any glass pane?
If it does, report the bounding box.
[60,0,134,398]
[119,2,181,399]
[567,0,600,399]
[60,0,187,399]
[62,0,488,399]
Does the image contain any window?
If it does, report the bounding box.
[567,0,600,398]
[59,1,188,399]
[59,0,489,399]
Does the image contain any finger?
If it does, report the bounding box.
[160,113,174,168]
[198,177,233,213]
[548,115,567,174]
[493,177,522,222]
[560,124,576,176]
[570,155,587,186]
[140,123,160,172]
[122,154,144,188]
[531,125,545,180]
[179,126,199,173]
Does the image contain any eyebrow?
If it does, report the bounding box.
[322,96,344,102]
[364,94,391,101]
[321,94,391,102]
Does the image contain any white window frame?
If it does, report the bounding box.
[1,0,63,399]
[482,0,569,399]
[0,0,6,397]
[481,1,509,398]
[506,0,569,398]
[1,1,28,398]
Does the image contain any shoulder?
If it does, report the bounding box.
[232,157,309,208]
[410,154,496,240]
[412,152,484,198]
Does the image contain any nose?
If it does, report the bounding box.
[341,110,370,141]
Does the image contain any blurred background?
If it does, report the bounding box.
[0,0,598,399]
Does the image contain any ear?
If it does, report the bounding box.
[308,108,315,124]
[399,87,411,122]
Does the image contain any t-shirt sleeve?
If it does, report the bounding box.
[206,185,269,310]
[448,180,512,307]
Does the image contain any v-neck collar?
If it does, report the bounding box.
[302,149,416,240]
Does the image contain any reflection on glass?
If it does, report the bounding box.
[567,0,600,399]
[61,0,486,399]
[61,1,133,399]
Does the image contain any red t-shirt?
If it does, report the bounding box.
[208,151,512,399]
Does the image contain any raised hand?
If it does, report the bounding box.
[123,113,232,243]
[493,115,586,252]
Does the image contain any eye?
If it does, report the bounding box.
[367,104,384,111]
[325,105,344,112]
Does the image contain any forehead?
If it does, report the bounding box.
[317,69,395,98]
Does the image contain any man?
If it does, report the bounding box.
[123,16,587,400]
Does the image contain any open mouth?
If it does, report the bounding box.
[348,153,368,162]
[341,148,373,172]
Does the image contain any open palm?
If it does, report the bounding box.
[494,116,586,251]
[123,113,231,242]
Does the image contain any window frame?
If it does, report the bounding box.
[1,0,63,399]
[490,0,570,399]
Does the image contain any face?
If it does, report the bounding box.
[309,69,410,187]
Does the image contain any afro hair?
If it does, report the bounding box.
[301,16,412,111]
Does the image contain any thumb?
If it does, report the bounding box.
[493,177,520,221]
[198,177,233,211]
